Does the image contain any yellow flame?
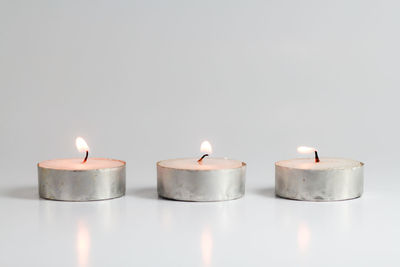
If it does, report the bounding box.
[76,137,89,153]
[297,146,316,154]
[200,141,212,154]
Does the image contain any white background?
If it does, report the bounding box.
[0,1,399,266]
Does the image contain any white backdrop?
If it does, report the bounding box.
[0,1,399,266]
[1,0,399,173]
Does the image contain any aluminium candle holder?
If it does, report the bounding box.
[275,158,364,201]
[38,159,126,201]
[157,160,247,202]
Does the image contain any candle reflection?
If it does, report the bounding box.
[201,227,213,267]
[297,222,311,253]
[77,220,90,267]
[160,206,173,230]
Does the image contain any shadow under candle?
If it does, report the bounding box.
[251,186,276,199]
[2,186,38,200]
[127,187,160,200]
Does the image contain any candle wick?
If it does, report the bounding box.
[314,151,320,163]
[197,154,209,164]
[82,150,89,163]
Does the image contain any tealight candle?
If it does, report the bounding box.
[275,146,364,201]
[38,137,126,201]
[157,141,247,202]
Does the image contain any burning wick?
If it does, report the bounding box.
[297,146,320,163]
[83,150,89,163]
[198,140,212,164]
[197,154,209,163]
[76,137,90,164]
[314,151,320,163]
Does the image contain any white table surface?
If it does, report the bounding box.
[0,166,398,267]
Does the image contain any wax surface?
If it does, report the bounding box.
[38,158,125,170]
[158,158,243,170]
[276,158,362,170]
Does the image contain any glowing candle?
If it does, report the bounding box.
[275,146,364,201]
[157,141,246,202]
[38,137,126,201]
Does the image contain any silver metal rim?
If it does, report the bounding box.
[157,161,246,202]
[38,161,126,201]
[275,161,364,201]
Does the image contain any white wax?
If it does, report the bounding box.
[276,158,362,170]
[158,158,243,170]
[38,158,125,170]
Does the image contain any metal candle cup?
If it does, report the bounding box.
[157,158,246,202]
[38,158,126,201]
[275,158,364,201]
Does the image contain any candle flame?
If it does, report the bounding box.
[297,146,316,154]
[76,137,89,153]
[200,140,212,154]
